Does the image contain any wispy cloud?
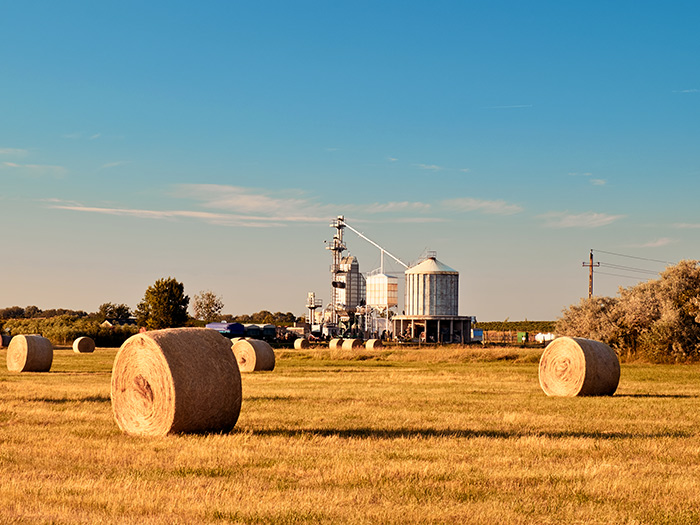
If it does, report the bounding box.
[485,104,533,109]
[0,148,29,157]
[628,238,676,248]
[416,164,444,171]
[100,161,130,170]
[673,89,699,93]
[673,223,700,229]
[590,178,606,186]
[89,133,102,140]
[2,162,67,178]
[538,211,624,228]
[442,197,523,216]
[387,157,398,162]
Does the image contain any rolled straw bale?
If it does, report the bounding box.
[230,337,245,345]
[111,327,242,436]
[538,336,620,397]
[6,335,53,372]
[232,338,276,372]
[365,338,383,350]
[73,336,95,354]
[329,338,344,350]
[294,338,310,349]
[341,338,363,350]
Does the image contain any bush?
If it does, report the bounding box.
[3,315,139,347]
[556,260,700,362]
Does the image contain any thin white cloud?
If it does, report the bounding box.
[89,133,102,140]
[442,197,523,216]
[628,238,676,248]
[416,164,444,171]
[0,148,29,157]
[388,157,398,162]
[590,178,606,186]
[486,104,533,109]
[538,211,624,228]
[673,223,700,229]
[673,89,699,93]
[459,168,470,173]
[2,162,67,178]
[100,161,130,170]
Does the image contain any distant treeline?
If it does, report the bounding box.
[2,316,139,347]
[220,310,300,326]
[474,321,556,333]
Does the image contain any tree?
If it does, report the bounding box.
[557,260,700,362]
[192,290,224,324]
[134,277,190,330]
[98,302,132,320]
[24,305,42,318]
[0,306,25,319]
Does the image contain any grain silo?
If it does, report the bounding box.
[366,271,399,310]
[404,256,459,316]
[393,253,472,344]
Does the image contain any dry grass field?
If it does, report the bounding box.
[2,344,700,524]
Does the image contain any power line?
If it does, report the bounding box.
[597,262,661,276]
[593,249,674,266]
[594,271,653,281]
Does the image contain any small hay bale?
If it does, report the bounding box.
[6,335,53,372]
[365,338,383,350]
[341,338,363,350]
[111,327,242,436]
[329,338,344,350]
[294,338,310,349]
[232,338,276,372]
[73,336,96,354]
[538,336,620,397]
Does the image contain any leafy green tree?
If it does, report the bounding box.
[192,290,224,323]
[24,305,42,318]
[0,306,25,319]
[557,260,700,362]
[97,302,132,320]
[134,277,190,330]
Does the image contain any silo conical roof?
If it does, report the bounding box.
[405,257,458,275]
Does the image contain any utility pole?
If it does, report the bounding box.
[582,249,600,298]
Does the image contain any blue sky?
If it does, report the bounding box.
[1,1,699,321]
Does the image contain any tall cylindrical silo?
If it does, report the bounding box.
[404,256,459,316]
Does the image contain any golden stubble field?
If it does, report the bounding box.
[1,345,700,524]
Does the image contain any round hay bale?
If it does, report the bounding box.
[294,338,310,349]
[111,327,242,436]
[232,338,276,372]
[73,336,96,354]
[230,337,245,345]
[6,335,53,373]
[365,338,383,350]
[329,338,344,350]
[538,336,620,397]
[341,338,363,350]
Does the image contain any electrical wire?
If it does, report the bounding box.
[592,249,674,265]
[597,262,660,276]
[594,271,651,281]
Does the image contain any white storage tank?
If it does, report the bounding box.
[366,272,399,309]
[405,256,459,316]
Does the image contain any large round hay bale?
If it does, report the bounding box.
[365,338,383,350]
[538,336,620,397]
[73,336,96,354]
[329,338,344,350]
[232,338,276,372]
[111,327,242,436]
[341,338,363,350]
[294,338,310,349]
[6,335,53,372]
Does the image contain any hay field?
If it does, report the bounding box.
[2,345,700,524]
